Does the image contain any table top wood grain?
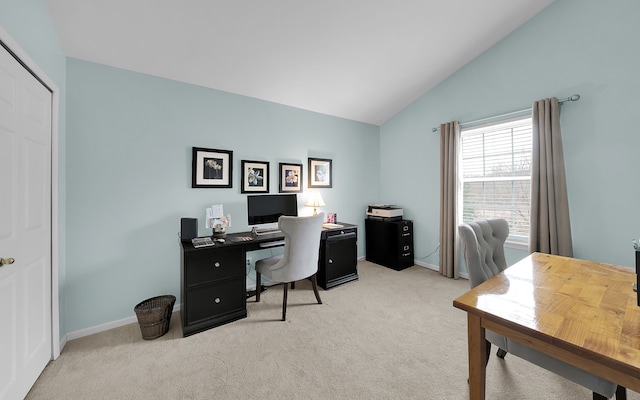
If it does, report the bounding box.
[454,252,640,389]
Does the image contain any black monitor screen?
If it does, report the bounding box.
[247,194,298,226]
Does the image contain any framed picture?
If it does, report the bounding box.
[192,147,233,188]
[279,163,303,193]
[241,160,269,193]
[308,158,332,188]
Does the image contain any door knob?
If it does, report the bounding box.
[0,257,15,266]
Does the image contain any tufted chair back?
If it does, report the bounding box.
[458,219,509,288]
[268,213,324,283]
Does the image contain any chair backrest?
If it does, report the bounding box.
[277,213,325,282]
[458,219,509,288]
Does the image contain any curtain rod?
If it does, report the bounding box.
[431,94,580,133]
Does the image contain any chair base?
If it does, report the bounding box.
[486,341,627,400]
[496,348,507,359]
[255,272,322,321]
[593,386,626,400]
[246,285,267,299]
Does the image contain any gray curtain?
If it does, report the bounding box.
[529,98,573,256]
[439,121,460,278]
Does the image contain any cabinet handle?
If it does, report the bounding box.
[0,257,15,266]
[214,297,221,304]
[329,259,333,264]
[213,262,220,268]
[340,230,345,235]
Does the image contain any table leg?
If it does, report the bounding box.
[468,313,486,400]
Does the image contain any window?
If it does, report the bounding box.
[459,117,532,244]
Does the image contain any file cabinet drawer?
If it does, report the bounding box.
[185,278,246,325]
[185,246,244,287]
[398,242,413,259]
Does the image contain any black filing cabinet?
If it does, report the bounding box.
[317,223,358,289]
[365,219,414,270]
[180,243,247,337]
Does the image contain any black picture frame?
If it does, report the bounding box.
[241,160,269,193]
[308,157,332,188]
[279,163,303,193]
[192,147,233,188]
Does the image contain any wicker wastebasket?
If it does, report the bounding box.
[134,295,176,340]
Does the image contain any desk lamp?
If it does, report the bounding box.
[305,191,326,216]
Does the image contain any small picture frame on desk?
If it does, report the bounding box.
[308,157,332,188]
[279,163,302,193]
[192,147,233,188]
[241,160,269,193]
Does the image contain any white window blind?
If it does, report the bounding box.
[460,117,532,243]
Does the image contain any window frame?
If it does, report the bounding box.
[458,115,533,247]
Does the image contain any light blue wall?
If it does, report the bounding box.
[381,0,640,273]
[65,59,379,332]
[0,0,67,335]
[6,0,640,335]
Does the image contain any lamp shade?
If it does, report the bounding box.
[305,192,326,215]
[305,192,326,208]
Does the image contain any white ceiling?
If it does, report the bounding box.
[43,0,554,126]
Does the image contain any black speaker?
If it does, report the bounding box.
[180,218,198,241]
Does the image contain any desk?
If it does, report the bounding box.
[453,252,640,400]
[179,222,357,336]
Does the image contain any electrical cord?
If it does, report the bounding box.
[415,243,440,260]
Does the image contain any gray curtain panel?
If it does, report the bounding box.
[439,121,460,278]
[529,98,573,256]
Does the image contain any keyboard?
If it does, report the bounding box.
[254,228,281,236]
[191,237,214,248]
[259,240,285,248]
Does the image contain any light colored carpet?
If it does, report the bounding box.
[27,261,638,400]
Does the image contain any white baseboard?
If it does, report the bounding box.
[413,259,438,271]
[65,304,181,341]
[65,258,364,341]
[58,334,68,355]
[62,258,466,343]
[413,259,469,280]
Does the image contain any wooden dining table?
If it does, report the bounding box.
[453,252,640,400]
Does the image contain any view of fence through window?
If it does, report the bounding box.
[460,117,532,243]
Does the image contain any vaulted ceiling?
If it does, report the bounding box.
[44,0,555,125]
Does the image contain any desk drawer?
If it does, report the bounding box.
[185,278,246,325]
[185,246,244,287]
[324,227,357,239]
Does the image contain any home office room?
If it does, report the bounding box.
[1,1,639,399]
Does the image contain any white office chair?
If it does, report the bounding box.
[255,213,324,321]
[458,219,626,400]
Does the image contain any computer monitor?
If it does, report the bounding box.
[247,194,298,234]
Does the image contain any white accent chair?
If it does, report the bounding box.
[458,219,626,400]
[255,213,324,321]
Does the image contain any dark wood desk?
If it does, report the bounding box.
[453,252,640,400]
[179,223,357,336]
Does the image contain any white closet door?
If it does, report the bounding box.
[0,43,52,400]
